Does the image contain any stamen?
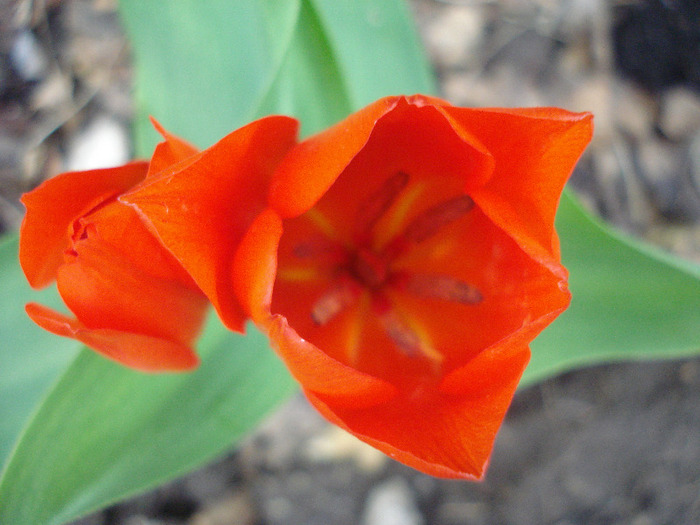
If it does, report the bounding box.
[352,248,388,289]
[292,238,346,263]
[380,308,424,358]
[345,291,370,365]
[405,274,483,305]
[402,195,474,243]
[374,296,443,362]
[355,171,409,239]
[305,208,342,242]
[372,181,426,251]
[311,278,359,325]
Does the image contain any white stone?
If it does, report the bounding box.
[660,87,700,140]
[305,425,386,473]
[362,477,424,525]
[423,6,484,68]
[65,116,130,172]
[11,30,47,81]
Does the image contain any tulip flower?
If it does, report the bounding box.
[19,121,212,371]
[126,96,593,478]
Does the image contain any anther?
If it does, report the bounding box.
[404,274,483,305]
[380,308,424,358]
[292,238,346,263]
[403,195,474,243]
[355,171,409,240]
[373,295,443,362]
[310,279,359,325]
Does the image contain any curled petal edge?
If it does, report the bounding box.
[19,161,148,289]
[147,117,199,177]
[25,303,199,372]
[270,95,478,219]
[123,116,299,333]
[304,342,529,480]
[440,106,594,270]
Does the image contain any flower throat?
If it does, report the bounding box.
[283,171,483,364]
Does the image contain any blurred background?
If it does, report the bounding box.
[1,0,699,523]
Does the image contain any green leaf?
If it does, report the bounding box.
[121,0,302,152]
[122,0,435,153]
[254,0,353,137]
[307,0,436,109]
[256,0,437,136]
[0,235,80,468]
[0,316,296,525]
[524,192,700,386]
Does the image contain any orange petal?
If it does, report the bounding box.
[266,314,397,409]
[232,209,283,323]
[272,98,494,247]
[19,161,148,289]
[270,97,426,218]
[388,205,570,369]
[56,216,208,347]
[305,343,529,479]
[26,303,199,372]
[147,117,199,177]
[440,106,593,268]
[122,116,298,332]
[75,200,201,287]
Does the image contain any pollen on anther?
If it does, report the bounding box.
[374,295,443,363]
[403,194,474,243]
[292,238,345,262]
[355,171,409,238]
[311,279,359,325]
[405,274,483,305]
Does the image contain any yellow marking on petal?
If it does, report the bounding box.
[277,267,322,281]
[403,315,444,365]
[346,290,370,366]
[403,195,474,243]
[372,182,426,251]
[383,291,444,365]
[391,238,459,272]
[429,238,458,261]
[306,208,342,242]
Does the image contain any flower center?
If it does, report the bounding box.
[288,171,483,364]
[351,248,388,289]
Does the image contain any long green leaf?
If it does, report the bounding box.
[524,192,700,386]
[255,0,437,135]
[254,0,353,136]
[123,0,302,151]
[0,235,80,467]
[307,0,437,109]
[0,316,296,525]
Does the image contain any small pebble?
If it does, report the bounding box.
[65,116,130,172]
[362,477,424,525]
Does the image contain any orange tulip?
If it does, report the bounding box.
[19,121,212,371]
[128,96,593,478]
